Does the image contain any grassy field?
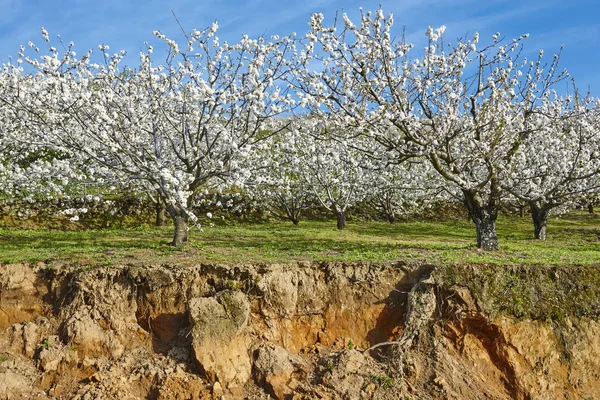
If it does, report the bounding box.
[1,212,599,266]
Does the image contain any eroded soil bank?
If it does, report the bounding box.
[1,261,599,399]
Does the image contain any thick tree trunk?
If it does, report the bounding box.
[519,205,526,218]
[171,214,189,246]
[166,205,189,246]
[474,216,498,250]
[589,204,594,214]
[292,218,300,225]
[530,202,550,240]
[463,190,499,251]
[387,215,396,224]
[335,211,346,230]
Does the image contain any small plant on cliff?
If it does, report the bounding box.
[326,361,335,373]
[371,374,394,389]
[39,338,50,350]
[226,279,242,291]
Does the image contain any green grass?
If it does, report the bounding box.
[1,212,600,266]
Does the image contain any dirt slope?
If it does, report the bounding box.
[1,261,599,399]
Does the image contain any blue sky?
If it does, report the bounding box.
[0,0,598,90]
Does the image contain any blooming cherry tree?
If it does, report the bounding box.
[10,25,296,245]
[363,158,446,223]
[290,118,372,230]
[296,9,571,250]
[503,93,600,239]
[0,64,89,200]
[246,125,314,225]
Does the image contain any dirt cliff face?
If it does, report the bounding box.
[1,261,599,399]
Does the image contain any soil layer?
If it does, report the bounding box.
[1,261,599,399]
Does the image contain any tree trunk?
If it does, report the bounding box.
[519,204,526,218]
[171,214,189,246]
[383,200,395,223]
[530,202,550,240]
[463,191,499,251]
[589,204,594,214]
[474,214,498,250]
[289,209,302,225]
[335,211,346,230]
[166,205,189,246]
[155,200,167,227]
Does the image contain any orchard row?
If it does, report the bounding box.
[1,9,599,249]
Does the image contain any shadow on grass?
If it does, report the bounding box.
[342,220,475,240]
[200,228,472,257]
